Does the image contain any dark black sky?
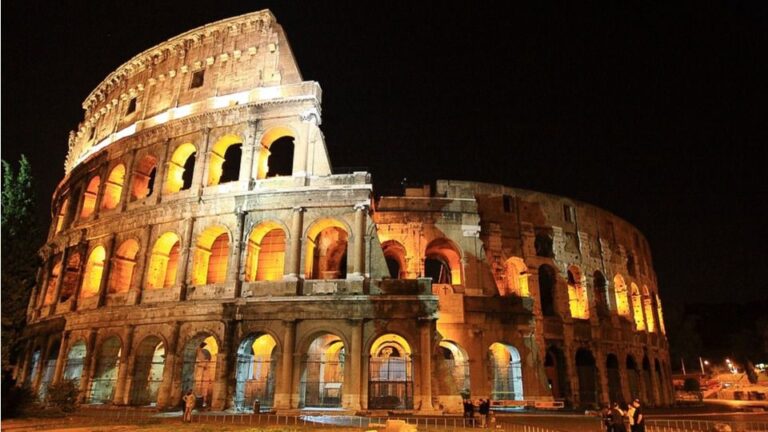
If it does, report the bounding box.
[3,1,767,306]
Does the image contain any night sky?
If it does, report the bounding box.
[3,1,767,308]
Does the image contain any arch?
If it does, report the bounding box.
[257,127,296,179]
[613,274,630,317]
[164,143,197,194]
[630,283,645,331]
[207,134,243,185]
[369,333,414,409]
[129,336,165,406]
[642,355,652,404]
[654,358,666,405]
[305,219,349,280]
[38,340,60,400]
[503,257,529,297]
[192,225,230,285]
[43,256,62,305]
[575,348,598,406]
[59,252,82,302]
[627,252,637,277]
[26,348,42,389]
[655,294,666,334]
[181,333,219,408]
[101,164,125,210]
[534,233,554,257]
[55,197,69,234]
[146,232,181,289]
[567,266,589,319]
[131,155,157,200]
[244,221,287,282]
[424,237,462,285]
[63,339,87,386]
[80,175,101,219]
[234,333,278,411]
[606,353,623,403]
[381,240,407,279]
[642,286,656,332]
[593,271,610,318]
[300,332,345,408]
[108,239,139,294]
[545,346,567,400]
[626,355,640,400]
[488,343,524,401]
[88,336,122,404]
[538,264,557,317]
[80,246,106,298]
[437,340,470,399]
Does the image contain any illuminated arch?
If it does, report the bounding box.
[256,127,296,179]
[101,164,125,210]
[59,252,82,302]
[181,333,218,408]
[642,285,656,332]
[567,265,589,319]
[108,239,139,294]
[146,232,181,289]
[437,340,470,398]
[80,246,106,298]
[164,143,197,194]
[207,134,243,185]
[234,333,279,410]
[300,332,345,408]
[488,342,524,401]
[44,257,62,305]
[305,218,349,280]
[369,333,414,409]
[130,336,165,406]
[630,283,645,331]
[381,240,407,279]
[80,176,101,219]
[54,197,69,234]
[424,237,462,285]
[131,155,157,200]
[192,225,230,285]
[244,221,286,282]
[88,336,122,403]
[503,257,529,296]
[613,274,630,317]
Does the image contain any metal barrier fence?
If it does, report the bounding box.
[647,419,768,432]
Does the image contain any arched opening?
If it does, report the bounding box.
[567,266,589,319]
[234,333,278,411]
[244,222,286,282]
[614,274,630,318]
[207,135,242,185]
[655,294,666,334]
[655,359,666,405]
[369,334,414,409]
[305,219,348,280]
[129,337,165,406]
[26,348,41,388]
[575,348,597,406]
[146,232,181,289]
[88,336,121,404]
[38,342,60,400]
[60,252,82,302]
[631,283,645,331]
[606,354,623,403]
[55,197,69,234]
[626,356,640,401]
[436,340,470,399]
[63,340,87,387]
[593,271,609,318]
[381,240,406,279]
[257,128,295,179]
[538,265,557,317]
[80,176,101,219]
[164,143,197,194]
[642,356,652,404]
[488,343,524,401]
[131,155,157,200]
[424,238,462,285]
[300,333,345,408]
[181,334,218,408]
[101,164,125,210]
[642,286,656,332]
[503,257,529,297]
[44,256,62,305]
[534,233,554,257]
[545,346,568,401]
[108,239,139,294]
[192,226,230,285]
[80,246,106,299]
[627,253,636,277]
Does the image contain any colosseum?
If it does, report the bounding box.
[17,10,672,413]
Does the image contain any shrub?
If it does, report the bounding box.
[45,379,79,412]
[1,384,37,418]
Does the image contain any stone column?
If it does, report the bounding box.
[197,128,214,191]
[595,349,610,405]
[128,225,152,305]
[418,319,436,412]
[284,207,304,280]
[178,217,196,300]
[617,352,632,403]
[97,235,116,307]
[238,121,258,186]
[157,321,181,409]
[113,325,135,405]
[52,331,70,385]
[346,319,363,410]
[350,203,367,278]
[232,210,246,298]
[18,339,35,386]
[79,329,98,403]
[273,320,295,409]
[211,322,234,410]
[649,356,661,406]
[31,335,53,392]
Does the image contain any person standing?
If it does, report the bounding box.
[478,399,490,428]
[183,389,196,423]
[609,402,627,432]
[629,399,644,432]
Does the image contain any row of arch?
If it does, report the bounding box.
[54,129,296,236]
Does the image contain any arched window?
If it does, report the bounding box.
[88,336,121,404]
[44,256,62,305]
[146,232,181,289]
[567,266,589,319]
[54,198,69,234]
[101,164,125,210]
[369,334,414,409]
[131,155,157,200]
[164,143,197,194]
[181,334,218,408]
[305,219,348,280]
[630,283,645,331]
[207,135,242,185]
[642,285,656,332]
[593,271,610,318]
[131,337,165,406]
[80,246,106,298]
[235,333,278,410]
[59,252,82,302]
[108,239,139,294]
[503,257,529,297]
[244,222,286,282]
[381,240,407,279]
[424,238,462,285]
[613,274,630,317]
[257,128,295,179]
[80,176,101,219]
[538,265,557,317]
[192,226,229,285]
[300,333,345,408]
[488,343,524,401]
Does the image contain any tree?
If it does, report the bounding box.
[1,155,42,369]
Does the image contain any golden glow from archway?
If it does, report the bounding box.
[207,134,242,186]
[131,155,157,200]
[656,294,666,334]
[80,246,106,298]
[614,274,630,317]
[108,239,139,294]
[245,221,286,282]
[504,257,529,297]
[425,238,463,285]
[55,198,69,234]
[80,176,101,219]
[370,333,412,356]
[146,232,180,289]
[256,127,295,179]
[630,283,646,331]
[305,218,348,280]
[164,143,197,194]
[642,285,656,333]
[192,226,229,285]
[251,334,277,360]
[44,259,62,305]
[101,164,125,210]
[567,266,589,319]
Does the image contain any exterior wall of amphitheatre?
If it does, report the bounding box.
[17,10,672,414]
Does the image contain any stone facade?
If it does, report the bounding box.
[18,10,672,413]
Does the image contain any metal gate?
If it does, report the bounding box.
[181,359,216,408]
[129,354,165,406]
[234,356,275,410]
[490,359,524,401]
[369,356,413,409]
[300,354,344,408]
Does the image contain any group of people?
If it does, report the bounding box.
[462,398,492,427]
[602,398,645,432]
